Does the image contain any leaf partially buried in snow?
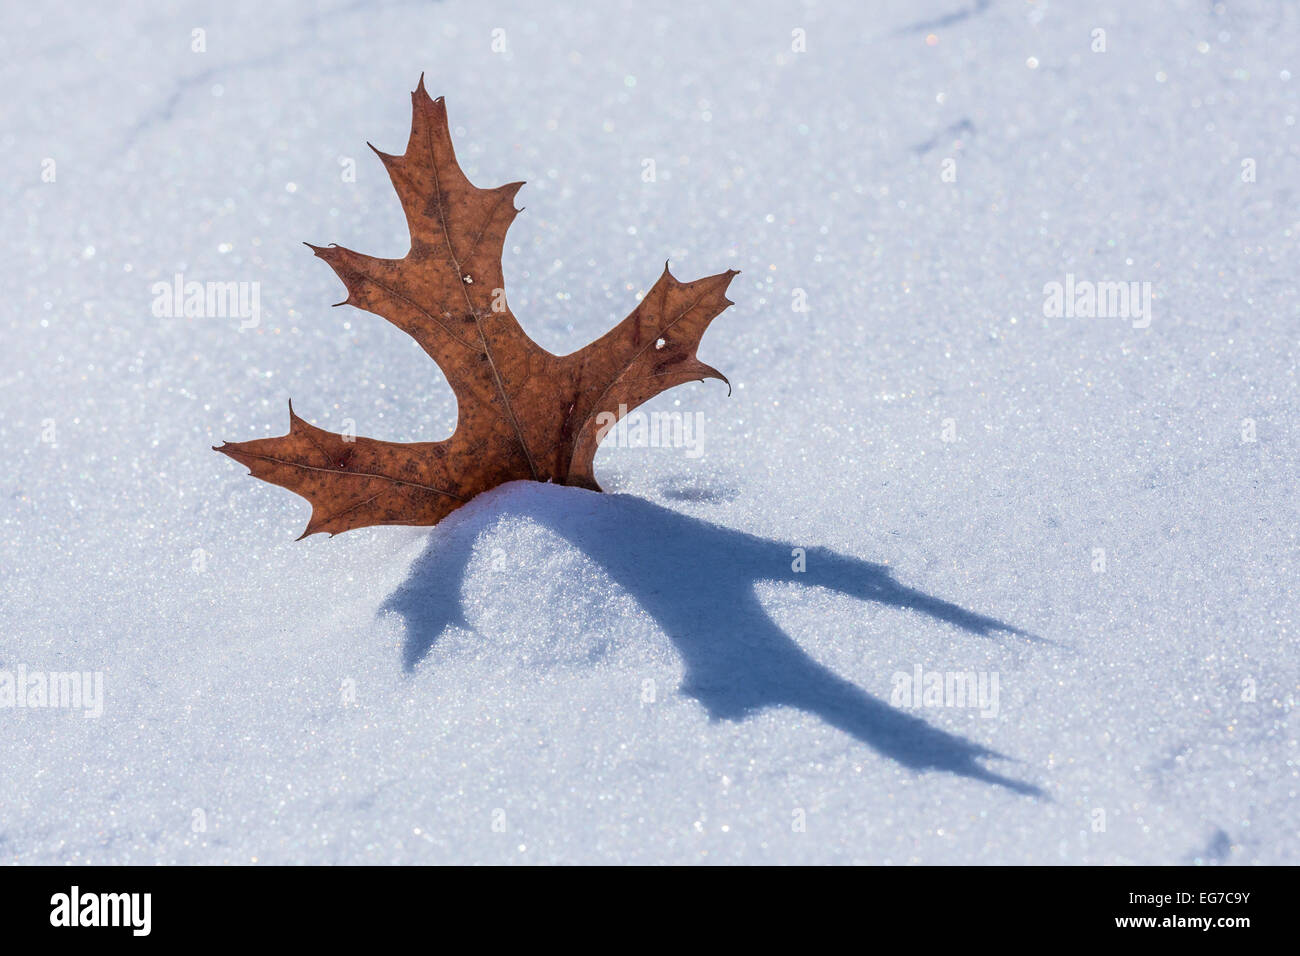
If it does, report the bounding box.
[216,77,737,538]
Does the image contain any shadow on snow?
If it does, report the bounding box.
[382,486,1043,796]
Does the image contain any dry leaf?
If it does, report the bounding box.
[216,77,737,537]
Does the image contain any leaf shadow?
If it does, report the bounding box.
[381,485,1044,796]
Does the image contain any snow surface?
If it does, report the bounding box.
[3,0,1298,864]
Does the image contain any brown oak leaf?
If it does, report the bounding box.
[215,77,737,538]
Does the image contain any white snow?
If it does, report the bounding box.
[2,0,1297,863]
